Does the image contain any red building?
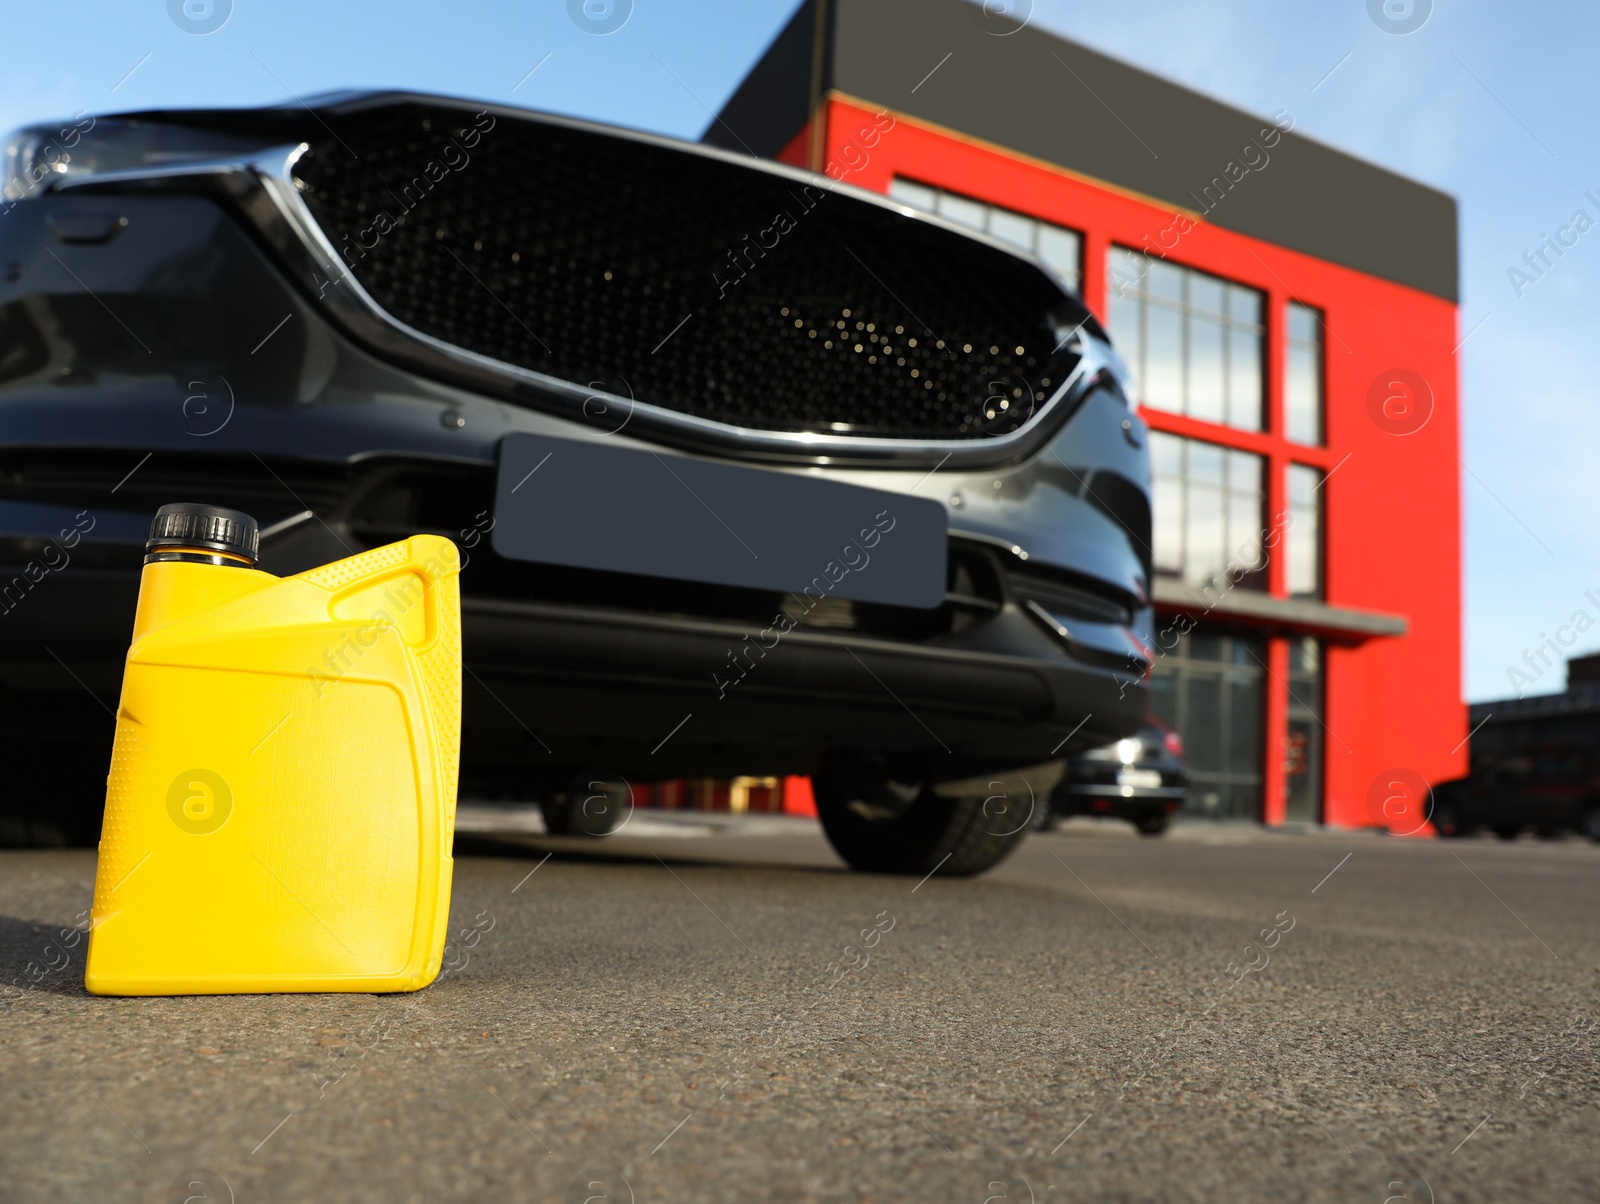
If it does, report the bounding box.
[709,0,1465,829]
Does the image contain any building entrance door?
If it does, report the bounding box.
[1150,629,1265,820]
[1284,637,1325,823]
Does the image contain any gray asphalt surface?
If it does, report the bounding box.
[3,815,1597,1203]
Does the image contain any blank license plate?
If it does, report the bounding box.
[1118,768,1163,789]
[491,432,948,608]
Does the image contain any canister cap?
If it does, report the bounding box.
[146,503,260,566]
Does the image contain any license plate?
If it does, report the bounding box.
[1117,768,1163,789]
[492,432,948,608]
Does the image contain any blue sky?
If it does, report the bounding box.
[1,0,1591,702]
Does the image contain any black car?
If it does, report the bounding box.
[1044,719,1188,835]
[1431,690,1600,841]
[0,93,1153,875]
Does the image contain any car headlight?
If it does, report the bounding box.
[2,115,268,204]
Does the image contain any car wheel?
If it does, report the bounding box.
[1031,796,1056,832]
[1581,806,1600,843]
[1490,823,1523,841]
[1134,813,1169,837]
[813,773,1031,877]
[1429,801,1466,838]
[539,775,631,837]
[1535,824,1566,841]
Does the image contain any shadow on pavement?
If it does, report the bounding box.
[0,914,92,998]
[452,830,853,877]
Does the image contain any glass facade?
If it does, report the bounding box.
[1286,302,1324,445]
[1287,464,1324,599]
[1149,630,1264,820]
[1102,253,1336,825]
[1150,430,1267,591]
[888,178,1082,289]
[1108,247,1264,430]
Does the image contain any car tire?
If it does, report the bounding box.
[1491,823,1523,841]
[1429,801,1467,838]
[539,775,631,837]
[1535,824,1566,841]
[1581,805,1600,843]
[1134,813,1170,837]
[813,773,1031,877]
[1031,796,1056,832]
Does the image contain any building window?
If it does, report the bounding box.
[1108,247,1264,431]
[1286,302,1324,445]
[1149,629,1264,820]
[1285,637,1324,823]
[1287,464,1323,599]
[888,178,1081,289]
[1150,430,1267,592]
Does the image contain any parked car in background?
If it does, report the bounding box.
[0,92,1153,875]
[1431,689,1600,840]
[1041,719,1189,835]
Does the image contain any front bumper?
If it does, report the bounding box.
[1054,753,1190,817]
[0,555,1144,788]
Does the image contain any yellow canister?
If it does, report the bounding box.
[84,503,461,995]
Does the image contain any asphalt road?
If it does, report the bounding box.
[3,815,1597,1203]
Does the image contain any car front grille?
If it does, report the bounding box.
[292,101,1081,441]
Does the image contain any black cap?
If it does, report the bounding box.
[146,503,260,566]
